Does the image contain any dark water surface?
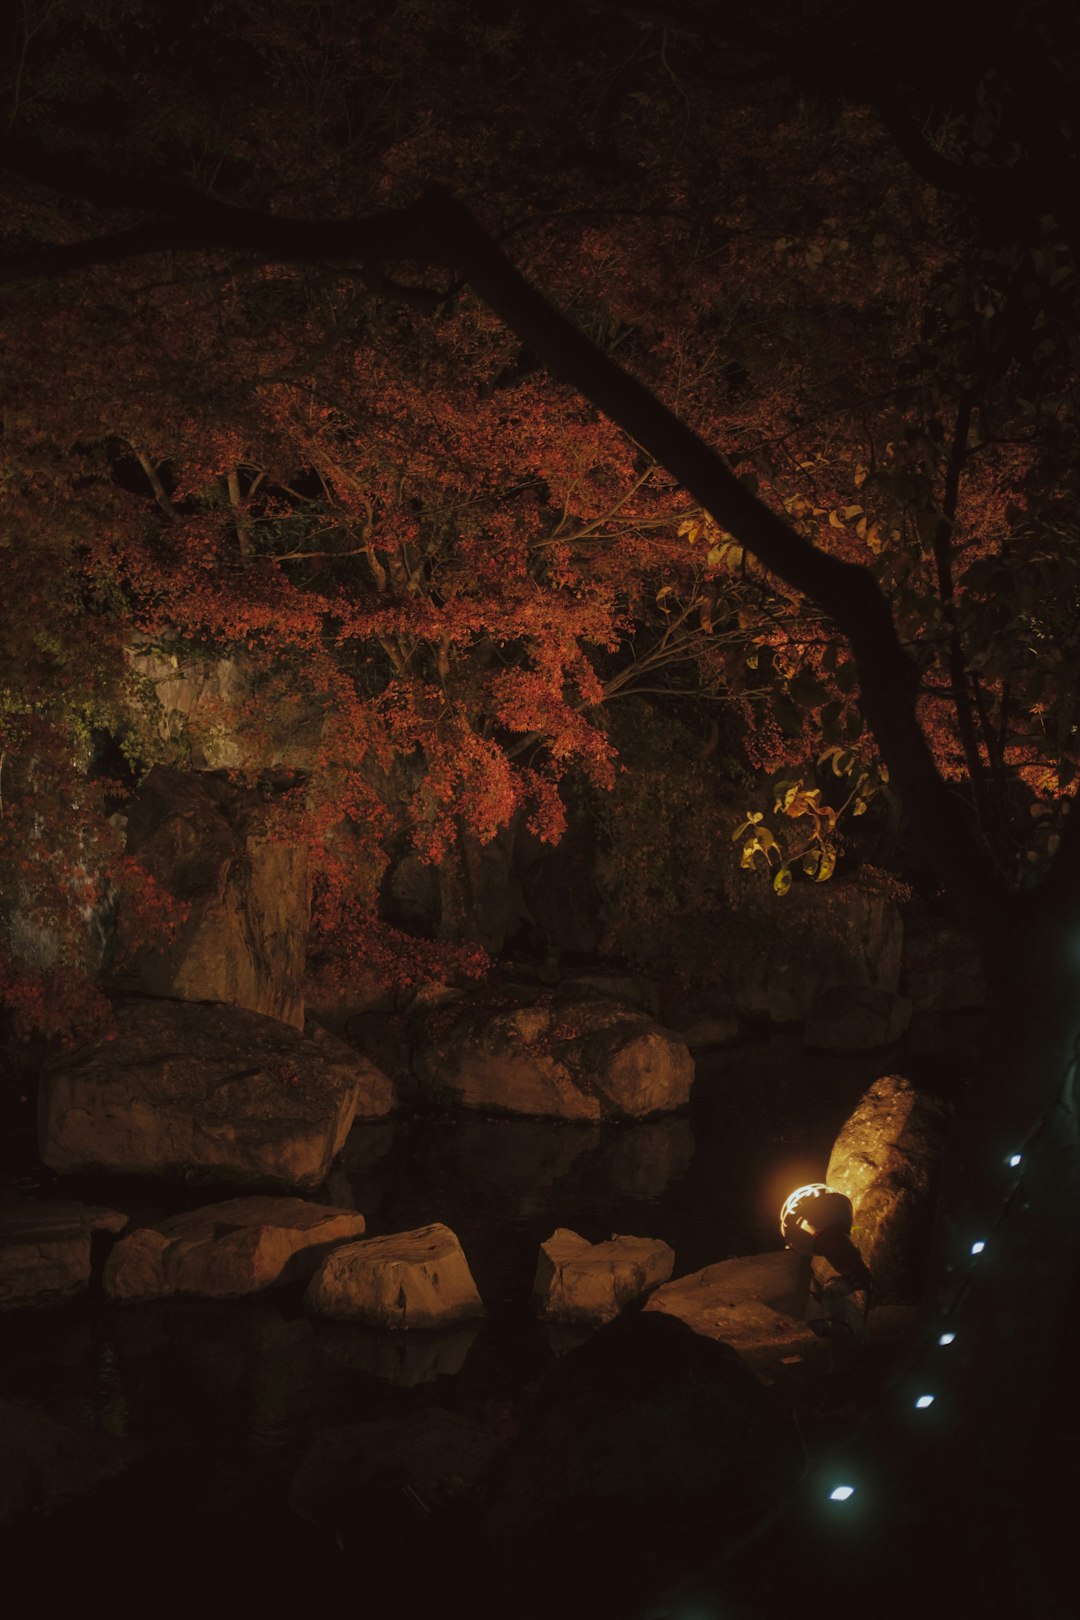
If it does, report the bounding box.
[0,1022,977,1618]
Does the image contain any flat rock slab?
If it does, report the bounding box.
[305,1221,484,1328]
[0,1202,128,1310]
[38,997,387,1190]
[533,1228,675,1324]
[643,1249,821,1372]
[104,1196,367,1301]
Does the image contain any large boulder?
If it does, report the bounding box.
[0,1202,128,1310]
[103,1196,368,1301]
[708,877,905,1025]
[412,985,694,1120]
[643,1249,820,1376]
[532,1228,675,1324]
[305,1222,484,1327]
[819,1073,953,1303]
[38,998,389,1189]
[110,766,309,1030]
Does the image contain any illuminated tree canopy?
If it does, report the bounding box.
[1,0,1078,1025]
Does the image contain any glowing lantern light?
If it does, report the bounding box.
[779,1183,872,1291]
[914,1394,935,1409]
[829,1485,855,1502]
[970,1240,986,1255]
[1007,1153,1022,1168]
[938,1331,956,1346]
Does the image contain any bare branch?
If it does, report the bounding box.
[130,445,177,520]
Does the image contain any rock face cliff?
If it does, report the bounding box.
[110,766,310,1030]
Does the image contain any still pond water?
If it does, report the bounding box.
[0,1021,976,1618]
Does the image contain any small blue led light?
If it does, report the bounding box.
[1007,1153,1022,1169]
[915,1394,935,1409]
[829,1485,855,1501]
[938,1331,956,1346]
[970,1240,986,1255]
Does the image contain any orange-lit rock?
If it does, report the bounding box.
[104,1196,367,1301]
[39,999,385,1189]
[305,1222,484,1327]
[0,1202,128,1310]
[532,1228,674,1324]
[110,766,310,1029]
[818,1073,953,1303]
[643,1248,819,1372]
[413,986,694,1120]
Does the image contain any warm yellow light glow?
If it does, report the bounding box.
[779,1182,834,1240]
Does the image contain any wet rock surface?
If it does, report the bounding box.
[532,1227,675,1324]
[643,1248,821,1374]
[104,1196,368,1301]
[305,1221,485,1327]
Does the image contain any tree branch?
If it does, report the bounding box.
[0,147,1004,927]
[421,187,1003,928]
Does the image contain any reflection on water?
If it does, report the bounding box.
[329,1109,700,1299]
[312,1318,480,1386]
[0,1026,973,1612]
